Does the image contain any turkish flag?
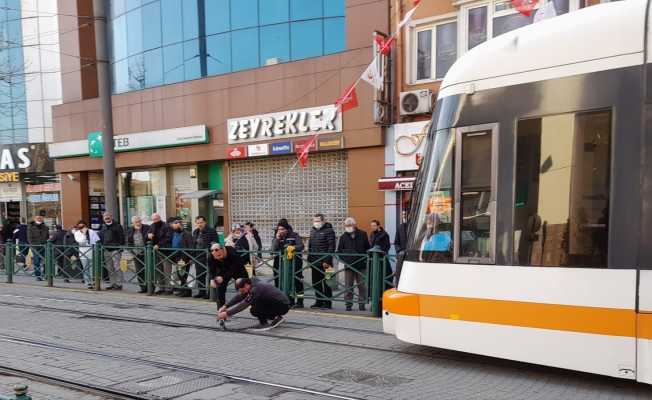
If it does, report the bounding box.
[297,134,319,168]
[511,0,539,17]
[375,35,395,56]
[335,84,358,112]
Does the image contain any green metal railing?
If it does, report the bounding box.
[0,241,396,316]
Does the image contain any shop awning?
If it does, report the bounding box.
[180,190,219,200]
[378,177,416,191]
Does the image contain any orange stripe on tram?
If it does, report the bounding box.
[639,313,652,340]
[384,290,638,338]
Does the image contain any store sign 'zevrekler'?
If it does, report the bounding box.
[228,105,342,144]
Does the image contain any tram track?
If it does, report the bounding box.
[0,300,433,360]
[0,334,364,400]
[0,292,384,335]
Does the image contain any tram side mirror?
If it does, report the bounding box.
[540,156,553,174]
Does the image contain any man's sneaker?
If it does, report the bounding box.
[269,316,285,329]
[345,305,352,311]
[249,321,270,331]
[309,302,322,309]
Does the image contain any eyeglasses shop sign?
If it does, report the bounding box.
[228,105,342,144]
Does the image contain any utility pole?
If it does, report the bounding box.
[93,0,117,218]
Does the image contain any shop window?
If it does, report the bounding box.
[121,171,163,226]
[205,0,230,35]
[206,33,232,75]
[513,111,611,268]
[261,0,290,25]
[291,20,323,60]
[410,21,457,83]
[161,0,183,46]
[232,28,260,71]
[324,17,345,55]
[142,1,162,51]
[291,0,323,20]
[260,24,290,66]
[232,0,259,30]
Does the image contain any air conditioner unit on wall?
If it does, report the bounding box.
[399,89,433,116]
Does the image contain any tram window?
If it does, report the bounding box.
[456,130,494,262]
[513,111,611,268]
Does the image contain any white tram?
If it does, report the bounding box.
[383,0,652,384]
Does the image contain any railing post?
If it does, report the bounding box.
[5,241,13,284]
[45,241,54,287]
[369,248,384,317]
[280,248,293,300]
[145,242,154,295]
[94,243,103,291]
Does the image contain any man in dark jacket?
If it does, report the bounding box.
[218,277,290,330]
[337,217,370,311]
[52,225,76,282]
[192,215,217,299]
[370,219,393,290]
[208,243,249,308]
[394,210,409,284]
[126,216,149,293]
[148,213,172,295]
[27,213,49,281]
[99,212,125,290]
[168,218,194,297]
[13,218,28,263]
[308,213,336,309]
[271,220,305,308]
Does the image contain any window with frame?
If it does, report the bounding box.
[411,20,458,83]
[513,111,611,268]
[463,0,577,51]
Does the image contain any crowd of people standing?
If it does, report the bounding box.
[7,210,400,312]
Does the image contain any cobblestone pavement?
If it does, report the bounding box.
[0,283,650,400]
[0,375,108,400]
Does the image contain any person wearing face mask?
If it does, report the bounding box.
[308,213,335,309]
[99,212,126,290]
[126,216,150,293]
[72,220,100,289]
[27,211,49,281]
[336,217,370,311]
[167,218,194,297]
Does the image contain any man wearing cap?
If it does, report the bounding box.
[207,242,249,308]
[271,220,305,308]
[218,277,290,330]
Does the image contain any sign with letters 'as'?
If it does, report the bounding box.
[228,105,342,144]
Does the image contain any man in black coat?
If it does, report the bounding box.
[308,213,336,309]
[148,213,173,295]
[192,215,217,299]
[394,210,409,284]
[337,217,370,311]
[52,225,76,282]
[167,218,195,297]
[99,212,125,290]
[207,243,249,308]
[369,219,393,290]
[271,220,305,308]
[27,213,49,281]
[126,216,149,293]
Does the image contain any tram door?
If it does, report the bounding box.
[453,124,497,264]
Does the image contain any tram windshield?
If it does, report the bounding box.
[406,128,454,263]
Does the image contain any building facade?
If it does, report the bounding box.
[0,0,63,227]
[51,0,388,241]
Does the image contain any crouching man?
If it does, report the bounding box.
[217,277,290,331]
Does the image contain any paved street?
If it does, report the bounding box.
[0,283,649,399]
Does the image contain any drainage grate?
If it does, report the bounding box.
[145,376,229,398]
[110,371,197,394]
[320,369,413,387]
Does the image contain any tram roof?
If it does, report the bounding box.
[438,0,649,99]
